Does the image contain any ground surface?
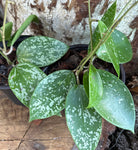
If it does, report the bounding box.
[0,90,75,150]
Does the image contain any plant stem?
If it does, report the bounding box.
[75,70,80,85]
[90,19,99,23]
[114,0,131,23]
[115,1,138,27]
[0,0,14,65]
[1,0,14,55]
[0,49,13,65]
[2,0,8,53]
[88,0,93,53]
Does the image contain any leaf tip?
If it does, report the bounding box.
[29,117,33,123]
[87,104,93,109]
[128,125,135,134]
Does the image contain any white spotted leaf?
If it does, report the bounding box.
[66,85,102,150]
[111,29,132,64]
[17,36,69,67]
[94,69,135,133]
[29,70,76,122]
[8,63,46,107]
[96,30,133,64]
[97,21,120,76]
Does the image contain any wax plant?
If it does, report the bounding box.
[0,0,137,150]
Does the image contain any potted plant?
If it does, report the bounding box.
[0,0,137,150]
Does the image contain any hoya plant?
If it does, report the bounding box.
[0,0,137,150]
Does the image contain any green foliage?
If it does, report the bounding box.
[0,1,136,150]
[8,63,46,107]
[0,22,13,41]
[101,1,117,28]
[66,85,102,150]
[17,36,69,67]
[29,70,76,122]
[8,15,39,46]
[95,70,135,133]
[96,28,132,65]
[87,65,103,108]
[111,29,133,64]
[83,71,89,97]
[97,21,120,76]
[92,1,117,52]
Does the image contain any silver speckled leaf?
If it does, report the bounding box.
[66,85,102,150]
[29,70,76,122]
[96,29,133,64]
[17,36,69,67]
[8,63,46,107]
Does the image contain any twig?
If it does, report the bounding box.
[88,0,93,53]
[17,123,32,149]
[109,129,124,150]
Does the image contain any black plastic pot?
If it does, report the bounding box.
[0,36,126,106]
[0,85,24,105]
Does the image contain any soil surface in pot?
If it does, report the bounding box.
[45,48,119,81]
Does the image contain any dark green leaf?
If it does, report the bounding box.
[66,85,102,150]
[94,70,135,133]
[17,36,69,67]
[9,15,39,46]
[8,63,46,107]
[88,65,103,108]
[96,29,133,64]
[56,112,62,117]
[97,21,120,76]
[0,22,13,41]
[111,29,133,63]
[83,71,89,97]
[29,70,76,122]
[90,1,116,53]
[101,1,116,28]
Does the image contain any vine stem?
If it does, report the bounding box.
[1,0,14,55]
[0,48,12,65]
[75,0,93,81]
[2,0,8,53]
[88,0,93,53]
[90,19,99,23]
[113,0,131,24]
[114,1,138,28]
[0,0,14,65]
[76,1,138,75]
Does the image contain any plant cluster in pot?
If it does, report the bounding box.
[0,0,137,150]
